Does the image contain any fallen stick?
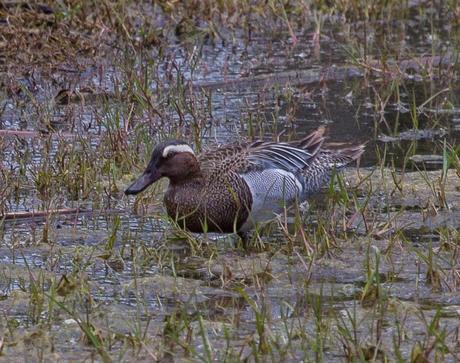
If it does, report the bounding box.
[2,208,127,221]
[2,208,87,220]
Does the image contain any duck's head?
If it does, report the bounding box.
[125,140,198,195]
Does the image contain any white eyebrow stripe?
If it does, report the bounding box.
[162,144,195,157]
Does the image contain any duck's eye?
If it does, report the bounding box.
[164,152,177,159]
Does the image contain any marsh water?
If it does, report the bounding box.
[1,2,460,362]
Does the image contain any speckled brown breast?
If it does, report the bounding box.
[163,174,253,233]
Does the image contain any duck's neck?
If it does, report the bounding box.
[168,170,204,187]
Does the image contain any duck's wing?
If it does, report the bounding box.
[199,128,325,177]
[245,128,325,173]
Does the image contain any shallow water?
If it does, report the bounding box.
[1,2,460,361]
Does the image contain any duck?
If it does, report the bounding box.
[125,128,364,239]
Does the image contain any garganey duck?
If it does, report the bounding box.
[125,128,364,238]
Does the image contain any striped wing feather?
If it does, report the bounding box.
[198,128,326,178]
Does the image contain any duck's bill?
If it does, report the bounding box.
[125,169,161,195]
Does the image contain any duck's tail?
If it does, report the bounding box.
[293,126,325,153]
[302,143,365,194]
[324,143,365,167]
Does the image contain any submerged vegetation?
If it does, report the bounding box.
[0,0,459,361]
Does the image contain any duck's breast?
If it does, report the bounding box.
[164,177,252,233]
